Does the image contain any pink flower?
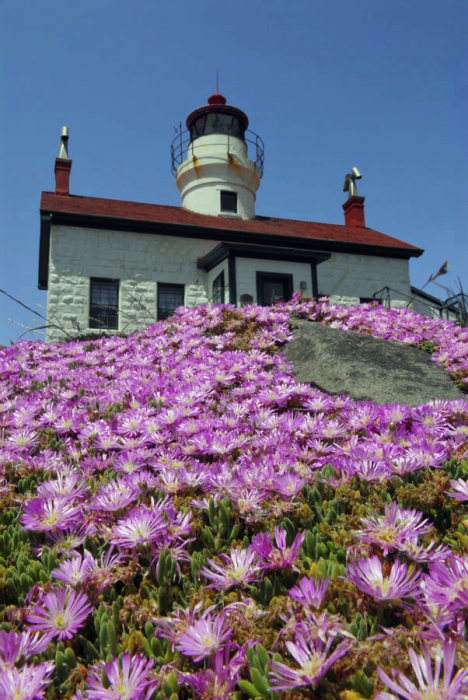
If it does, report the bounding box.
[85,653,157,700]
[346,555,421,601]
[201,547,261,590]
[288,576,329,609]
[26,588,93,640]
[175,613,232,662]
[251,527,305,571]
[269,633,351,691]
[376,639,468,699]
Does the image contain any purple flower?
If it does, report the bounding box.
[376,639,468,699]
[180,645,245,700]
[446,478,468,502]
[111,505,165,551]
[0,630,53,666]
[201,547,261,590]
[251,527,305,570]
[0,661,54,700]
[20,497,83,532]
[353,502,432,556]
[85,652,157,700]
[26,588,93,640]
[269,633,351,691]
[52,551,96,587]
[175,613,232,662]
[346,555,421,601]
[288,576,329,609]
[422,556,468,612]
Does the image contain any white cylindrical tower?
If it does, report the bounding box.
[172,92,264,219]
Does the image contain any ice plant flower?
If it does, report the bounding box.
[269,633,352,691]
[26,588,93,640]
[251,527,305,570]
[288,576,329,609]
[51,551,96,587]
[446,478,468,502]
[85,652,157,700]
[175,613,232,662]
[422,555,468,613]
[376,639,468,699]
[0,661,55,700]
[111,505,165,551]
[200,547,261,590]
[180,645,245,700]
[353,502,432,556]
[346,555,421,601]
[20,496,83,532]
[0,630,53,667]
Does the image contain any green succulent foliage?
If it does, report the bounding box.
[238,644,280,699]
[277,517,296,546]
[55,646,77,683]
[350,669,374,698]
[5,552,52,605]
[139,623,178,667]
[190,550,208,588]
[300,527,346,574]
[0,514,31,561]
[444,457,468,479]
[201,497,241,555]
[94,602,122,660]
[250,575,281,606]
[349,612,378,641]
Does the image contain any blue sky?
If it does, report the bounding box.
[1,0,466,346]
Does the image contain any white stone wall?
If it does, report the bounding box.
[46,226,217,341]
[235,258,313,304]
[317,252,411,302]
[46,224,416,341]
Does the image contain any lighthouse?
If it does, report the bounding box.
[171,91,264,220]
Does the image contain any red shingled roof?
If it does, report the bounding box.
[40,192,422,254]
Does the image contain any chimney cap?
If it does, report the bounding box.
[343,167,362,198]
[58,126,70,160]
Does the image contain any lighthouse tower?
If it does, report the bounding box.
[171,92,264,220]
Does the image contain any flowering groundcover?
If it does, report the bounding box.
[0,294,467,699]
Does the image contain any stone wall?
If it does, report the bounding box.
[46,226,217,341]
[46,225,415,341]
[317,251,411,303]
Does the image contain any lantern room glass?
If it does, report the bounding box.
[190,112,245,141]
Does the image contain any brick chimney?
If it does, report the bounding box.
[343,195,365,227]
[54,127,72,195]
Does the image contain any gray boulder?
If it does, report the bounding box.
[283,320,466,406]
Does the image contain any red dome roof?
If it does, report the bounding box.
[207,92,227,105]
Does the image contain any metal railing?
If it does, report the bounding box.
[170,128,265,178]
[372,286,466,325]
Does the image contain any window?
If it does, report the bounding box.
[158,284,184,320]
[256,272,293,306]
[220,191,237,213]
[89,278,119,330]
[212,271,225,305]
[360,297,380,304]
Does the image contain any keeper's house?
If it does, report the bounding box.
[39,91,427,341]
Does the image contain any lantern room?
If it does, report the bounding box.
[172,92,264,220]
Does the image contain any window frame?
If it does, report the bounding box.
[212,271,225,305]
[157,283,185,321]
[256,272,293,306]
[89,277,119,330]
[220,190,238,214]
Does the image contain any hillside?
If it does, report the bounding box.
[0,295,467,699]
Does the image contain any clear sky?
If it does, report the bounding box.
[1,0,466,346]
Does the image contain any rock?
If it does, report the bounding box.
[283,320,466,406]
